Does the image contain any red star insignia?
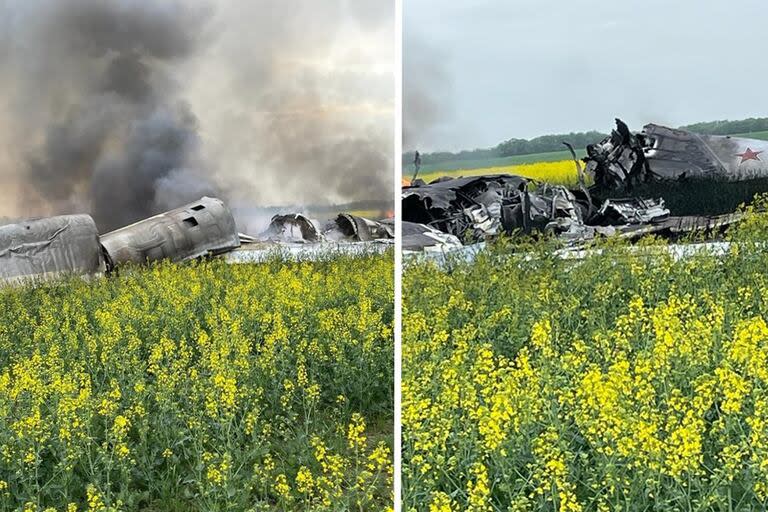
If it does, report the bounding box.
[737,147,762,163]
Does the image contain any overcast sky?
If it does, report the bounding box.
[404,0,767,152]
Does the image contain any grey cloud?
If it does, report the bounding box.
[405,0,768,151]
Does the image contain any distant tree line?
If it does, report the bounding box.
[678,117,768,136]
[494,131,608,157]
[402,130,608,167]
[405,117,768,167]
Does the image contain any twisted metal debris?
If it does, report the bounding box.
[403,119,756,253]
[0,197,393,284]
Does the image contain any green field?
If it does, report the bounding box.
[732,131,768,141]
[413,159,580,188]
[406,130,768,179]
[404,149,586,177]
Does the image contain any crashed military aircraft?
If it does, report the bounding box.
[0,214,106,284]
[224,211,394,263]
[403,119,760,252]
[0,197,393,284]
[101,196,240,267]
[258,212,393,244]
[0,197,240,284]
[586,120,768,191]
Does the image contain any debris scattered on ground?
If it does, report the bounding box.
[403,119,763,253]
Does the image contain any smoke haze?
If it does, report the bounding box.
[403,34,452,151]
[0,0,393,230]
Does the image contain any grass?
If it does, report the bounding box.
[731,130,768,141]
[404,149,587,177]
[412,159,582,188]
[405,130,768,180]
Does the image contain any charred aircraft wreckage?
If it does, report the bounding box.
[0,197,393,285]
[403,119,768,253]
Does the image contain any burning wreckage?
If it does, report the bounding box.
[0,197,393,285]
[403,119,768,253]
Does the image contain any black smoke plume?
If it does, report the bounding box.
[0,0,393,231]
[0,0,214,230]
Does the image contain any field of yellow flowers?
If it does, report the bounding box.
[415,160,582,188]
[0,254,393,511]
[403,204,768,511]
